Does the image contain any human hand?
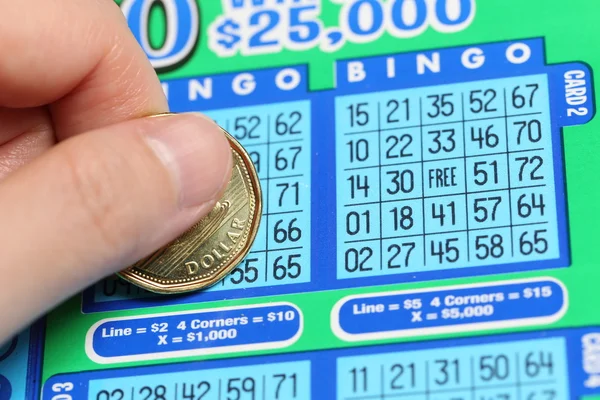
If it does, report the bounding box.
[0,1,232,343]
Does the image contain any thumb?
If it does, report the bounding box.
[0,113,232,341]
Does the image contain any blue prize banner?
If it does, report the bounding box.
[333,277,567,341]
[86,303,302,364]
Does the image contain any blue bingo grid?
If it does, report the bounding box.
[336,74,559,279]
[88,361,310,400]
[45,327,600,399]
[0,328,41,400]
[337,337,568,400]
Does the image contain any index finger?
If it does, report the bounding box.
[0,0,168,139]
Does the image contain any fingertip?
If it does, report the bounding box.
[143,113,233,209]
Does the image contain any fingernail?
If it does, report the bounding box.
[144,113,232,209]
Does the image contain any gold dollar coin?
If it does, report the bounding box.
[118,129,262,294]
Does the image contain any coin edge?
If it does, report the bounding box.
[116,129,263,294]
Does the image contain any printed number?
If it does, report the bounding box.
[519,230,549,255]
[228,258,259,285]
[226,377,255,400]
[427,94,454,118]
[387,242,416,268]
[386,98,410,123]
[434,359,461,386]
[517,193,546,218]
[273,254,301,280]
[390,206,414,231]
[525,351,554,378]
[273,373,297,399]
[473,160,499,186]
[274,218,302,243]
[524,389,557,400]
[95,390,124,400]
[275,146,302,171]
[431,201,456,227]
[475,234,504,259]
[182,382,211,400]
[249,10,279,48]
[470,125,499,149]
[347,174,370,199]
[385,134,413,159]
[346,210,371,236]
[275,111,302,135]
[101,277,146,298]
[347,139,369,162]
[249,151,261,173]
[431,238,460,263]
[515,155,544,182]
[345,247,373,272]
[473,196,502,223]
[469,89,498,113]
[512,84,539,109]
[390,363,416,390]
[138,385,167,400]
[386,169,414,195]
[428,129,456,154]
[289,5,320,44]
[51,382,74,400]
[513,119,542,145]
[348,103,370,127]
[350,367,368,393]
[233,116,261,140]
[479,355,510,381]
[276,182,300,207]
[568,107,588,117]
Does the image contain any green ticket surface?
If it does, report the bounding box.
[3,1,600,399]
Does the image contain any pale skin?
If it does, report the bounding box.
[0,0,233,344]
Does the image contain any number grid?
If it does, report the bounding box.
[203,101,312,291]
[335,74,560,280]
[336,337,568,400]
[89,360,310,400]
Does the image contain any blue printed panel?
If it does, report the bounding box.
[333,278,566,340]
[44,326,600,399]
[0,329,33,400]
[88,361,310,400]
[336,74,561,279]
[337,338,568,400]
[87,303,302,363]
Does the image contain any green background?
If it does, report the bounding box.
[43,0,600,394]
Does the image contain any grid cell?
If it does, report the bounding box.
[380,128,422,165]
[464,118,508,156]
[381,199,424,238]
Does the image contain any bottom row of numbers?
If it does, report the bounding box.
[339,226,557,279]
[77,337,568,400]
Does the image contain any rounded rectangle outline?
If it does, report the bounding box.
[330,276,568,342]
[85,301,304,364]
